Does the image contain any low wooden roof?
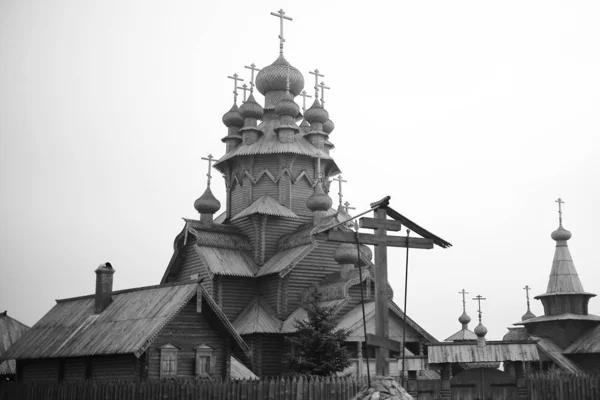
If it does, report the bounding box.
[529,335,582,374]
[230,356,258,380]
[444,327,477,342]
[564,324,600,355]
[231,195,299,221]
[428,341,540,364]
[0,312,29,375]
[256,244,315,277]
[515,313,600,325]
[232,298,282,335]
[1,282,250,361]
[196,246,258,277]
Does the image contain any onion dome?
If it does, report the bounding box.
[255,54,304,96]
[503,327,529,341]
[306,181,333,212]
[521,308,536,321]
[334,243,359,265]
[222,104,244,127]
[239,94,264,120]
[194,186,221,215]
[551,224,572,241]
[323,119,335,134]
[458,311,471,325]
[304,100,329,124]
[274,92,300,117]
[474,322,488,338]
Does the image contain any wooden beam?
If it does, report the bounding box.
[325,230,434,249]
[366,333,402,353]
[360,217,402,232]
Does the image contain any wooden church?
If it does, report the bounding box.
[2,11,449,382]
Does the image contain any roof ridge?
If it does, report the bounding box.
[56,280,199,303]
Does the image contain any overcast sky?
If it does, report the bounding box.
[1,0,599,342]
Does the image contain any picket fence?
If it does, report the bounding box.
[0,376,366,400]
[527,373,600,400]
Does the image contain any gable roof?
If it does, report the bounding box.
[231,195,299,221]
[232,298,282,335]
[444,328,477,342]
[0,312,29,375]
[196,246,258,277]
[2,282,250,361]
[230,356,258,380]
[257,244,315,277]
[564,324,600,355]
[531,335,582,374]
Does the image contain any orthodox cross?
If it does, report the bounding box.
[319,81,331,107]
[555,197,565,225]
[332,175,347,207]
[244,63,261,94]
[227,73,243,104]
[309,69,324,100]
[473,295,487,321]
[201,154,215,187]
[459,289,469,312]
[524,285,532,311]
[237,84,249,103]
[344,201,356,213]
[299,90,312,113]
[320,197,437,376]
[270,9,293,55]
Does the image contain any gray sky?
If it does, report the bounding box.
[1,0,599,342]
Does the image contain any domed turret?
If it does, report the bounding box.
[551,225,572,241]
[255,54,304,96]
[458,311,471,326]
[275,92,300,117]
[475,321,488,347]
[306,181,332,212]
[194,187,221,223]
[239,94,264,120]
[304,99,329,125]
[222,104,244,128]
[503,327,529,341]
[323,119,335,134]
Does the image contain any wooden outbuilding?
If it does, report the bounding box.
[0,311,29,381]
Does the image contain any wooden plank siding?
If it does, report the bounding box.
[260,335,285,377]
[90,355,137,379]
[285,240,342,317]
[527,320,593,349]
[172,243,213,294]
[338,282,375,317]
[147,297,229,379]
[19,360,59,382]
[259,275,281,318]
[220,277,257,321]
[263,217,303,261]
[62,358,86,381]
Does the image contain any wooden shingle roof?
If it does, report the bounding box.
[0,312,29,375]
[231,195,299,221]
[428,341,540,364]
[232,298,282,335]
[256,244,315,277]
[1,282,250,361]
[531,335,582,374]
[196,246,258,277]
[564,325,600,355]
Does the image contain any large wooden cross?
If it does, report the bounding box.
[322,197,436,376]
[227,73,243,104]
[201,154,215,187]
[270,9,293,55]
[299,90,312,113]
[244,63,261,94]
[309,69,324,100]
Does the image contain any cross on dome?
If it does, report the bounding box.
[332,175,347,207]
[244,63,261,94]
[270,9,293,55]
[472,295,487,321]
[300,90,312,113]
[201,154,216,187]
[238,84,249,103]
[319,81,331,107]
[459,289,469,312]
[309,69,324,100]
[343,201,355,213]
[556,198,565,225]
[227,73,244,104]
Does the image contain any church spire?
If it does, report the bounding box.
[535,199,596,316]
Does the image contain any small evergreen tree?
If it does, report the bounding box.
[284,291,351,376]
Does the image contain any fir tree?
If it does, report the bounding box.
[284,291,351,376]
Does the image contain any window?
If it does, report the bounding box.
[160,344,179,379]
[195,344,214,377]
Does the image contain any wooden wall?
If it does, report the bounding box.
[18,355,139,382]
[171,243,213,295]
[260,335,285,377]
[220,277,256,321]
[147,297,229,379]
[567,354,600,373]
[525,320,595,349]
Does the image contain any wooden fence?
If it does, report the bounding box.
[1,376,364,400]
[527,372,600,400]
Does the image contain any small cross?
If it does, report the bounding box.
[344,201,356,214]
[299,90,312,113]
[458,289,469,312]
[332,175,347,207]
[555,198,565,225]
[319,81,331,107]
[309,69,324,100]
[244,63,261,94]
[524,285,532,310]
[270,9,293,55]
[201,154,216,187]
[227,74,244,104]
[472,295,487,321]
[237,84,249,103]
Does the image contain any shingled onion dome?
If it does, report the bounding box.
[323,118,335,134]
[274,92,300,143]
[521,308,536,321]
[255,54,304,110]
[458,311,471,328]
[238,94,264,145]
[474,320,488,347]
[306,180,332,212]
[221,104,244,152]
[194,186,221,223]
[304,100,329,151]
[503,327,529,341]
[551,224,572,241]
[334,243,359,279]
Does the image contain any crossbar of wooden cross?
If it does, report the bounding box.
[314,195,451,377]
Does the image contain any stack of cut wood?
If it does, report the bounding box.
[352,376,413,400]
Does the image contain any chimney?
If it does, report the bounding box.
[95,262,114,314]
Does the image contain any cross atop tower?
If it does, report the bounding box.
[459,289,469,312]
[472,295,487,321]
[270,9,293,55]
[309,69,324,100]
[343,201,356,213]
[227,73,243,104]
[244,63,261,94]
[237,84,249,103]
[332,175,347,207]
[319,81,331,107]
[555,198,565,225]
[201,154,216,187]
[524,285,532,310]
[299,90,312,113]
